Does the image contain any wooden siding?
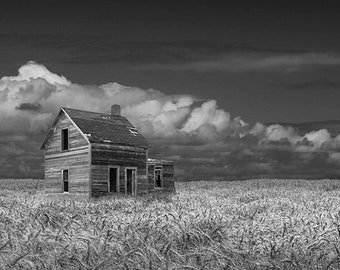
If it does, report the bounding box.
[162,164,175,192]
[91,143,147,197]
[147,164,155,190]
[44,112,90,193]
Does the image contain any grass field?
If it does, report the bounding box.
[1,179,340,269]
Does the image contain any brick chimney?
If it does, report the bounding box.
[111,104,121,116]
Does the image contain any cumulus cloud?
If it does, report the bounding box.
[2,61,340,179]
[302,129,331,148]
[264,124,301,145]
[2,61,71,85]
[0,61,248,178]
[123,97,194,138]
[181,100,230,134]
[252,124,336,151]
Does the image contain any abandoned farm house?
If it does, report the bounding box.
[40,105,175,197]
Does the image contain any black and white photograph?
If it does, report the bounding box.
[1,0,340,268]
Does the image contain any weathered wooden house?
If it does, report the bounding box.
[40,105,175,197]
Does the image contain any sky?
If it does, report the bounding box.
[1,0,340,179]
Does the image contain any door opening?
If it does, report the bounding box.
[109,167,118,192]
[155,166,162,188]
[126,168,136,195]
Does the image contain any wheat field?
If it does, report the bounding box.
[1,179,340,269]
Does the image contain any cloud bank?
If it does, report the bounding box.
[140,52,340,73]
[1,61,340,179]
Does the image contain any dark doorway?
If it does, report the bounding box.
[109,167,118,192]
[62,169,69,192]
[126,169,136,195]
[155,166,162,188]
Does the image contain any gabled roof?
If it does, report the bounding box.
[41,107,150,149]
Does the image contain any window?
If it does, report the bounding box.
[62,169,69,192]
[61,128,69,150]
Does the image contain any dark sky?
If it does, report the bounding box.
[2,1,340,179]
[1,1,340,123]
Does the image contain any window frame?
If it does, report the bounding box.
[62,169,69,193]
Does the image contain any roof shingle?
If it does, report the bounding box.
[63,107,149,148]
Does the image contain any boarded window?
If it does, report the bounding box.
[61,128,69,150]
[62,169,69,192]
